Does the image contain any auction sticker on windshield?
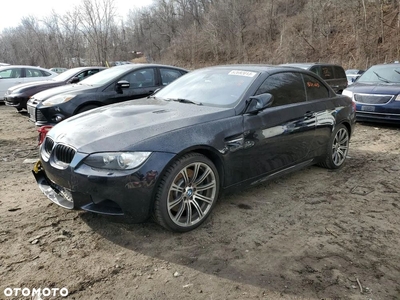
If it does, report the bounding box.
[228,70,257,77]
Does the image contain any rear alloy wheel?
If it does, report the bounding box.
[154,153,219,232]
[319,124,349,169]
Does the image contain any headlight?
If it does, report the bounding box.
[43,94,76,106]
[83,152,152,170]
[395,94,400,101]
[342,89,353,99]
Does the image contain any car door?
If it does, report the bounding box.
[240,71,317,180]
[24,68,52,83]
[302,73,337,153]
[104,68,158,105]
[332,65,348,93]
[0,67,24,100]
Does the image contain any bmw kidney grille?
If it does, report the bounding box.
[54,144,76,164]
[42,137,76,165]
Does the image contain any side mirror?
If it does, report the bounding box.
[69,77,80,84]
[246,93,274,114]
[115,80,130,93]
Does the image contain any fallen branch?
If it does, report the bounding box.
[325,227,338,238]
[356,278,363,293]
[6,255,39,267]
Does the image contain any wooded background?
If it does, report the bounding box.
[1,0,399,70]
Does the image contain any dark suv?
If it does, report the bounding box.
[281,63,348,94]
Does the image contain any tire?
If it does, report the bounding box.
[319,124,349,169]
[153,153,219,232]
[76,104,98,114]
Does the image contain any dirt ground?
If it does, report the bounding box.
[0,103,399,300]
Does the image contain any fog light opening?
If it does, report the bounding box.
[55,115,65,123]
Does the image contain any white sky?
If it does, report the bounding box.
[0,0,154,32]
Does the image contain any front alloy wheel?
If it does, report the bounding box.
[154,153,219,232]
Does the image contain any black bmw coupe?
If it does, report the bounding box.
[33,65,356,232]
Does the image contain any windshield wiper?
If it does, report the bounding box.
[373,71,391,83]
[167,98,202,105]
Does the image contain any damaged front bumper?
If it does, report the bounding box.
[32,160,123,215]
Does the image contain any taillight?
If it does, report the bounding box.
[352,100,356,112]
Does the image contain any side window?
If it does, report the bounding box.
[0,68,22,78]
[0,69,13,78]
[26,68,42,77]
[87,69,100,76]
[333,66,346,79]
[76,71,89,81]
[160,68,182,86]
[42,70,53,77]
[320,66,334,80]
[76,69,100,81]
[122,68,155,88]
[255,72,306,107]
[310,66,321,77]
[303,74,330,100]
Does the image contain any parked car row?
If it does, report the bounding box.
[5,67,106,111]
[4,60,397,233]
[27,64,188,126]
[0,65,58,101]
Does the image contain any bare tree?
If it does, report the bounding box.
[78,0,118,65]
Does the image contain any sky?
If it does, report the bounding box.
[0,0,154,32]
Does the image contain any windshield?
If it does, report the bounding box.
[357,65,400,83]
[79,66,131,86]
[155,68,259,107]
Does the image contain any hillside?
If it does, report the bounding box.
[0,0,399,70]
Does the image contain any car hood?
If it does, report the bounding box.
[8,80,58,93]
[32,83,95,101]
[47,98,234,153]
[346,82,400,95]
